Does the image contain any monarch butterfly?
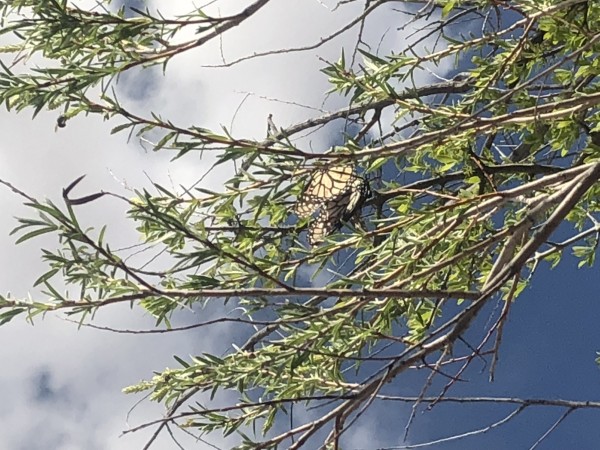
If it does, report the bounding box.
[295,164,370,245]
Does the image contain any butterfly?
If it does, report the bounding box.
[295,163,370,245]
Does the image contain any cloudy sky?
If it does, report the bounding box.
[0,1,599,449]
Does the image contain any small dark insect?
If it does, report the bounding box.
[295,163,370,245]
[56,115,67,128]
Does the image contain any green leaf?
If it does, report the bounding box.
[441,0,456,18]
[15,226,57,244]
[0,307,26,326]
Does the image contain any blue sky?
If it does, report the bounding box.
[0,1,598,449]
[399,253,600,449]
